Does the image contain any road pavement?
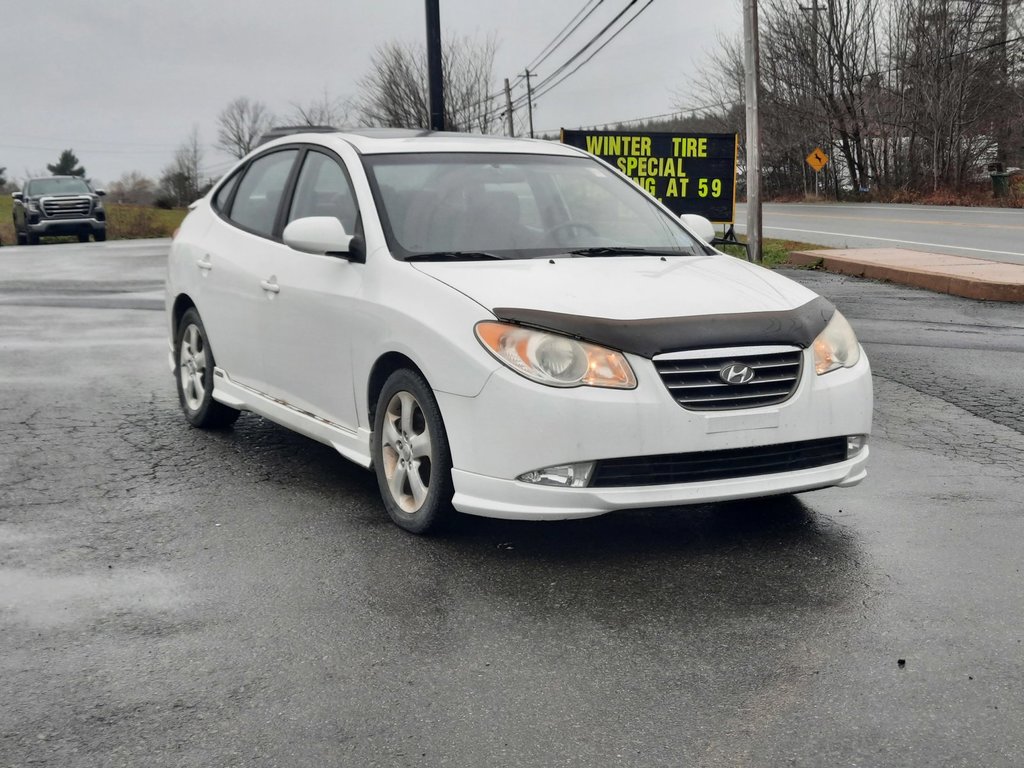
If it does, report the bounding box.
[735,202,1024,265]
[2,241,1023,767]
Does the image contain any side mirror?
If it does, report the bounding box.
[283,216,358,260]
[12,192,23,202]
[679,214,716,244]
[95,189,107,197]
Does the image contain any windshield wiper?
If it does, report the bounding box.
[567,246,695,257]
[405,251,504,262]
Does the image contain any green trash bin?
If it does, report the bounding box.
[991,172,1011,198]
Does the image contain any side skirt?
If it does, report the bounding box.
[212,367,373,469]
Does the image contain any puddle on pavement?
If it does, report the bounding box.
[0,566,186,629]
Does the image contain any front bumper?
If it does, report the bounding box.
[436,347,873,519]
[27,217,106,236]
[451,448,868,519]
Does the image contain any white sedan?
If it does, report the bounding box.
[166,129,872,533]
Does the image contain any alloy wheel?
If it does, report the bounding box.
[380,391,433,514]
[179,323,209,413]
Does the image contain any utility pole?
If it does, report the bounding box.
[743,0,763,264]
[525,69,536,138]
[504,78,515,137]
[424,0,445,131]
[997,0,1010,167]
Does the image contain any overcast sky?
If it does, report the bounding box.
[3,1,740,185]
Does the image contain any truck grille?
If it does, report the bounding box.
[41,196,92,218]
[653,347,803,411]
[590,436,848,487]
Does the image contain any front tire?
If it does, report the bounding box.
[175,308,239,429]
[94,230,107,242]
[372,369,454,534]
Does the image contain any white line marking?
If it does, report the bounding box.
[748,226,1024,259]
[747,203,1021,217]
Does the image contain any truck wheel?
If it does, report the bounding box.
[27,233,39,245]
[78,233,90,243]
[95,230,107,242]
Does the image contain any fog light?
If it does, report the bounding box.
[517,461,596,488]
[846,435,868,458]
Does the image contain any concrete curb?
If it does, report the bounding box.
[787,248,1024,302]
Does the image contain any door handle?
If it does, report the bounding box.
[260,277,280,294]
[196,255,213,271]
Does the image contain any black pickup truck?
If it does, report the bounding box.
[12,176,107,244]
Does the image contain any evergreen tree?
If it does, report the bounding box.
[47,149,86,177]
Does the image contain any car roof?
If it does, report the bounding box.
[259,128,586,158]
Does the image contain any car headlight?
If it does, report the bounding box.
[27,200,40,212]
[813,310,861,374]
[475,321,637,388]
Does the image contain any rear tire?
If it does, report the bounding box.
[175,308,240,429]
[372,369,454,534]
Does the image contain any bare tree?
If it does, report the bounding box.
[285,89,352,127]
[356,34,499,133]
[160,126,204,207]
[107,171,156,205]
[217,97,274,158]
[684,0,1024,198]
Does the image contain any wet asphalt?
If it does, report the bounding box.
[1,240,1022,767]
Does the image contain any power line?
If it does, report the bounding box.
[526,0,606,74]
[866,33,1023,79]
[466,2,608,118]
[514,0,646,108]
[540,28,1024,133]
[0,142,205,156]
[489,0,660,130]
[534,97,743,136]
[488,1,655,130]
[522,0,656,107]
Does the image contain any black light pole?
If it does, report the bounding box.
[425,0,445,131]
[743,0,762,264]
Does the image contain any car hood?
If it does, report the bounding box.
[412,254,832,356]
[413,254,813,318]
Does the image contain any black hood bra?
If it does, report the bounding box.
[492,296,836,358]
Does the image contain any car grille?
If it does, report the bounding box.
[41,196,92,218]
[590,436,848,488]
[653,347,803,411]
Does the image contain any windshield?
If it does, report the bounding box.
[363,152,704,260]
[27,178,91,196]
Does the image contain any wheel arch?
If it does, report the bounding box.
[169,294,199,358]
[367,352,426,426]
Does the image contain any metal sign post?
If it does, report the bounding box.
[805,146,829,197]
